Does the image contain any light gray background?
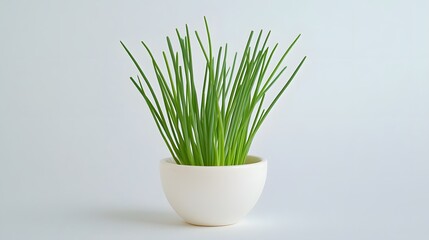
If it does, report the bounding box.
[1,0,428,239]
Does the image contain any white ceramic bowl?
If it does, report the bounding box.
[160,156,267,226]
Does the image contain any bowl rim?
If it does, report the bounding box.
[160,155,266,169]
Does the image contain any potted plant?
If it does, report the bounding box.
[121,17,306,226]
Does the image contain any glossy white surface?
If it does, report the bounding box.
[160,156,267,226]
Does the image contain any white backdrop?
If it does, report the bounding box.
[1,0,428,239]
